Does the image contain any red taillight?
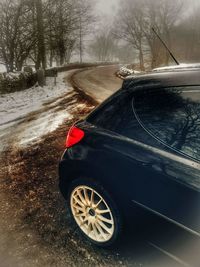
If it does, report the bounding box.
[66,126,85,148]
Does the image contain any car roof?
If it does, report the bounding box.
[153,63,200,72]
[124,68,200,90]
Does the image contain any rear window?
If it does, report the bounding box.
[133,86,200,161]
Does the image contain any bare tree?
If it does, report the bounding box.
[0,0,36,72]
[174,2,200,63]
[89,31,117,61]
[35,0,46,69]
[114,0,184,69]
[44,0,81,66]
[114,0,146,70]
[74,0,95,63]
[55,0,73,65]
[0,0,96,72]
[142,0,183,68]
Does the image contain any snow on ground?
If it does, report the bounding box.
[17,104,72,148]
[0,72,70,128]
[0,71,76,151]
[0,64,6,73]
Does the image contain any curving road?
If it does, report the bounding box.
[71,65,122,103]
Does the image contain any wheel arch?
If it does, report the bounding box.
[59,159,128,212]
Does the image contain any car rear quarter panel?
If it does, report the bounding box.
[60,123,200,233]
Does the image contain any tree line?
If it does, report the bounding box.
[0,0,94,72]
[89,0,200,70]
[1,0,200,73]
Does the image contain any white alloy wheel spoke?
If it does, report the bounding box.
[94,222,107,240]
[87,222,92,235]
[73,204,84,212]
[95,198,103,208]
[96,208,110,214]
[96,220,113,235]
[79,218,88,227]
[90,190,94,206]
[92,223,99,240]
[77,190,87,206]
[83,188,90,205]
[75,212,85,218]
[97,214,113,225]
[73,195,85,207]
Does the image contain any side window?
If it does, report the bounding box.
[133,86,200,161]
[88,89,163,148]
[87,90,134,132]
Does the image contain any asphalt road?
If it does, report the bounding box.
[71,65,122,103]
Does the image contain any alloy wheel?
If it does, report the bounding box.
[70,185,114,242]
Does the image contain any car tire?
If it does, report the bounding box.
[67,177,123,247]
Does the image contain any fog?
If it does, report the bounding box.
[90,0,200,68]
[1,0,200,72]
[95,0,200,16]
[95,0,119,16]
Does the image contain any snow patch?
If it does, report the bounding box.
[0,71,75,151]
[0,72,70,129]
[0,64,6,73]
[119,66,140,77]
[18,110,73,148]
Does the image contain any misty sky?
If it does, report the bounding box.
[94,0,200,17]
[95,0,119,16]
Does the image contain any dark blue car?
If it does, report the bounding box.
[59,68,200,247]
